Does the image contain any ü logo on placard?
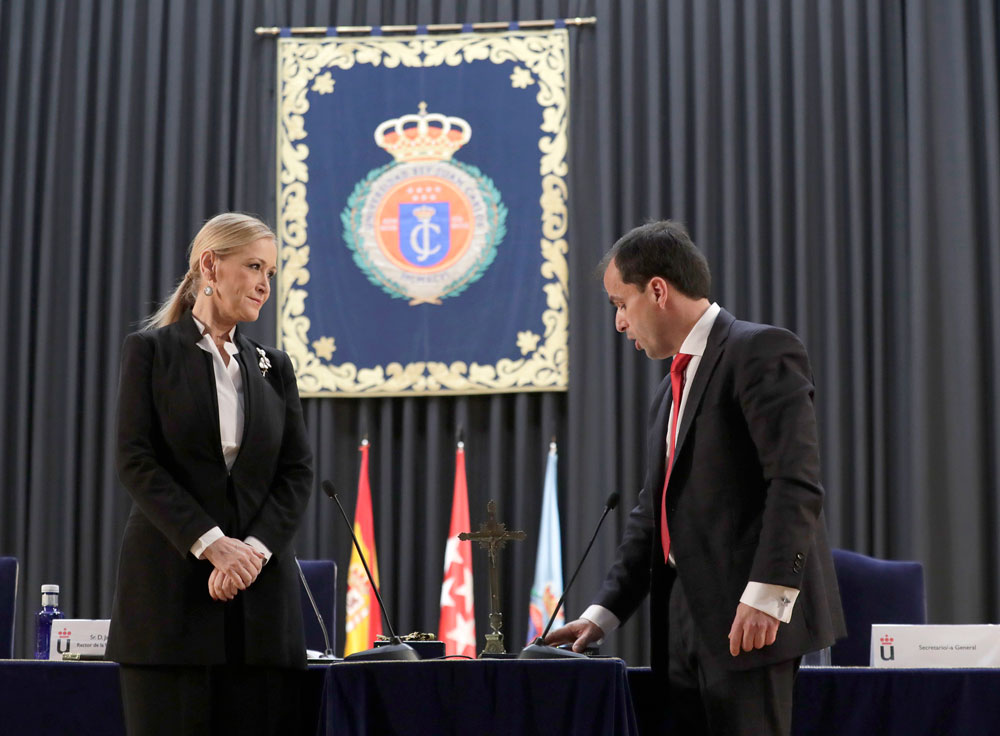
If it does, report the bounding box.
[879,634,895,661]
[56,627,72,655]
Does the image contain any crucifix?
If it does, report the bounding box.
[459,499,526,655]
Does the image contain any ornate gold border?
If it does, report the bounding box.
[276,31,569,396]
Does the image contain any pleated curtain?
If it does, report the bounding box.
[1,0,998,663]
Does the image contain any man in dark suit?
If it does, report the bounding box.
[546,221,844,735]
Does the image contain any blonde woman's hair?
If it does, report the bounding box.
[144,212,276,329]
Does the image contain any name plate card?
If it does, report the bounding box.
[872,624,1000,668]
[48,619,110,660]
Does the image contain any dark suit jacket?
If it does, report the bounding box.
[595,309,845,672]
[106,313,313,668]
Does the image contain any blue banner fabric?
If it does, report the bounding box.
[276,31,570,395]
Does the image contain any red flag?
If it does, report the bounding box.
[344,439,382,655]
[439,442,476,657]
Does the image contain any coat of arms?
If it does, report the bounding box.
[341,102,508,305]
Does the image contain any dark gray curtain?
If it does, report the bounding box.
[1,0,998,665]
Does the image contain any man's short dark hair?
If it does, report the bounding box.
[597,220,711,299]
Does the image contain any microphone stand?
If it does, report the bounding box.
[518,493,619,659]
[324,481,419,661]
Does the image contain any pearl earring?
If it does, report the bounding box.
[204,285,214,296]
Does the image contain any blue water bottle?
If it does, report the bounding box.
[34,584,65,659]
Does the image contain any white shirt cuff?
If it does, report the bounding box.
[581,604,620,645]
[244,536,272,563]
[190,526,224,559]
[740,582,800,623]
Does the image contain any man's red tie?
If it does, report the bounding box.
[661,353,693,562]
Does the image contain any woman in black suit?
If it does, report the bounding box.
[107,213,313,735]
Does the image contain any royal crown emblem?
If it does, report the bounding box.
[374,102,471,162]
[342,102,507,305]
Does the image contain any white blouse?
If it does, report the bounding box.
[192,315,244,470]
[187,315,270,563]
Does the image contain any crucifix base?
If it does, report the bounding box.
[481,632,506,656]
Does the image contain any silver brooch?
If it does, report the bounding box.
[256,347,271,378]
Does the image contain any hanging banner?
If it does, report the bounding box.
[276,29,569,396]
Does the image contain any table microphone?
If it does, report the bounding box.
[518,492,620,659]
[322,480,419,661]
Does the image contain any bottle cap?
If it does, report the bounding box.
[41,584,59,594]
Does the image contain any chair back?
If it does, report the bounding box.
[0,557,18,658]
[298,559,337,654]
[831,548,926,666]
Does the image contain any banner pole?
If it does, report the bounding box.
[254,17,596,37]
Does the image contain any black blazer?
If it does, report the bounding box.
[595,309,845,672]
[106,313,313,668]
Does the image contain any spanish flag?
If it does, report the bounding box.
[344,439,382,655]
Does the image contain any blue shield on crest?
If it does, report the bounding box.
[399,202,451,268]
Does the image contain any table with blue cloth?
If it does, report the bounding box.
[0,658,635,736]
[321,658,637,735]
[628,666,1000,735]
[793,667,1000,735]
[4,660,1000,735]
